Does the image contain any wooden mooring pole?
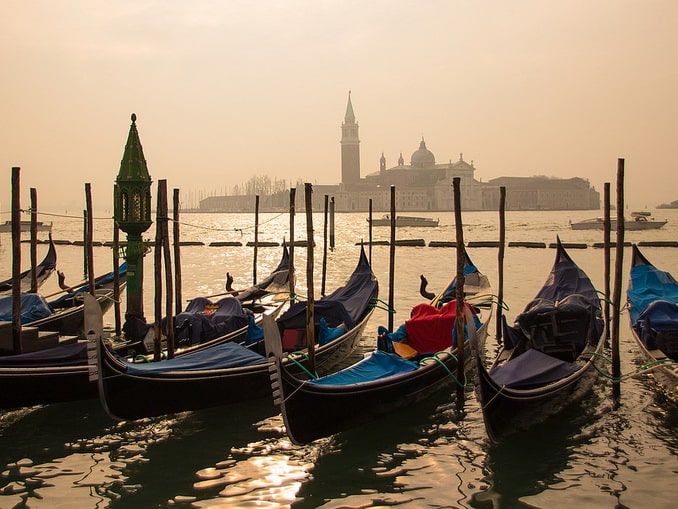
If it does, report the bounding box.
[85,183,95,296]
[496,186,506,343]
[453,177,466,399]
[368,198,373,265]
[304,183,316,373]
[329,197,335,250]
[288,188,296,303]
[30,188,38,293]
[173,188,183,315]
[322,194,328,297]
[253,195,259,285]
[611,160,624,398]
[603,183,611,341]
[160,181,174,359]
[112,185,122,336]
[388,185,396,333]
[11,167,22,354]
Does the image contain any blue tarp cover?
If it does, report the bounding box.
[628,264,678,325]
[637,300,678,331]
[124,341,267,374]
[488,348,579,388]
[173,296,250,344]
[308,350,418,386]
[0,342,88,367]
[0,293,53,323]
[278,248,377,331]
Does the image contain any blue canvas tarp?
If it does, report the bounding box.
[278,247,377,331]
[309,350,418,386]
[124,341,267,375]
[0,293,53,324]
[173,296,250,344]
[488,348,579,388]
[628,263,678,325]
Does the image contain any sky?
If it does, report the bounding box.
[1,0,677,214]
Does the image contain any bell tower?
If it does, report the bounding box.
[340,91,360,185]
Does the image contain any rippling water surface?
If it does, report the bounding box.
[1,209,676,508]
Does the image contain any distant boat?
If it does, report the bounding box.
[0,220,53,233]
[657,200,678,209]
[570,214,667,231]
[367,215,439,227]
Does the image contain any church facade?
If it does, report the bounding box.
[332,93,599,212]
[199,93,600,212]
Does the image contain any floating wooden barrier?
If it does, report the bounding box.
[467,241,499,248]
[292,240,315,248]
[507,241,546,248]
[73,240,104,247]
[548,242,587,249]
[428,241,456,248]
[394,239,426,247]
[245,241,279,247]
[53,239,72,245]
[356,240,389,246]
[209,241,243,247]
[637,241,678,247]
[592,241,632,248]
[178,241,204,246]
[104,241,128,247]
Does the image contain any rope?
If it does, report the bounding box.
[584,350,676,382]
[233,212,286,234]
[419,351,466,388]
[372,298,395,313]
[285,351,318,379]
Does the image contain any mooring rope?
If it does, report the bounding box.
[419,351,466,388]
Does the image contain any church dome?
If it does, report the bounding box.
[410,138,435,168]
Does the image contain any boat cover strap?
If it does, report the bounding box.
[488,348,579,388]
[124,341,267,374]
[309,350,418,386]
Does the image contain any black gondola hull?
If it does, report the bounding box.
[98,309,373,420]
[276,338,483,445]
[474,344,600,443]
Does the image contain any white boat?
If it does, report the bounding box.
[0,220,53,233]
[367,215,439,227]
[570,214,667,231]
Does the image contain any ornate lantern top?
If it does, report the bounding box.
[115,113,152,235]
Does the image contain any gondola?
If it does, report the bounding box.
[0,262,128,339]
[266,248,492,445]
[0,249,291,410]
[94,245,378,420]
[0,234,57,296]
[626,244,678,396]
[473,237,605,443]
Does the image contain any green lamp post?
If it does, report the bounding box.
[115,113,152,323]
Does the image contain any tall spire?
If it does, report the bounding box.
[340,91,360,185]
[344,90,356,124]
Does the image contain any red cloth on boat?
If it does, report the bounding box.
[404,300,476,352]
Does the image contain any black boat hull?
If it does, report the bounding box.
[275,320,488,445]
[98,308,372,420]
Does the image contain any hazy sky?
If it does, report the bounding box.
[2,0,677,214]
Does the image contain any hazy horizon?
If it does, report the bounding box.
[2,1,677,214]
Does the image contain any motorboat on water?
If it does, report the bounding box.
[570,212,666,231]
[367,215,439,227]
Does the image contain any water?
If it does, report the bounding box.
[0,209,676,508]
